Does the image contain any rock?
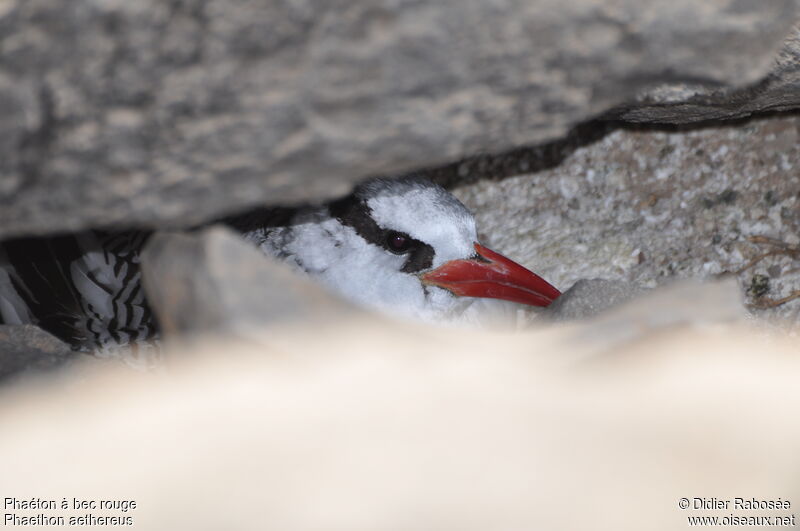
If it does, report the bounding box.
[139,226,360,336]
[546,279,646,322]
[1,312,800,529]
[427,26,800,187]
[608,26,800,124]
[454,114,800,322]
[541,279,745,355]
[568,279,747,355]
[0,324,75,380]
[0,0,797,239]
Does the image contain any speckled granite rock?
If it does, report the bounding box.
[0,0,797,239]
[0,324,75,379]
[454,115,800,323]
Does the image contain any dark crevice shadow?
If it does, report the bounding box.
[419,120,617,190]
[415,107,800,190]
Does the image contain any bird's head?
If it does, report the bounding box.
[302,176,561,323]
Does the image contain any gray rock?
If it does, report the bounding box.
[546,279,646,322]
[426,26,800,187]
[139,227,359,336]
[609,26,800,124]
[0,324,75,380]
[533,279,746,357]
[454,114,800,323]
[0,0,796,239]
[568,279,747,355]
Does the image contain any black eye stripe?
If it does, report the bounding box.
[329,195,435,273]
[400,244,435,273]
[329,196,386,247]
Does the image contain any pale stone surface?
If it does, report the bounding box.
[0,291,796,529]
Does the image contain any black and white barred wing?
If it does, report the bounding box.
[0,231,157,354]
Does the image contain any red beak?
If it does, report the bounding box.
[420,243,560,307]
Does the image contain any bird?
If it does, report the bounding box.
[0,231,157,361]
[0,176,560,359]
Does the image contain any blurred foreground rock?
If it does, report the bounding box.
[0,280,796,530]
[0,324,74,380]
[140,227,360,337]
[0,1,798,238]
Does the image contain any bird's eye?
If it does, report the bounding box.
[385,231,411,254]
